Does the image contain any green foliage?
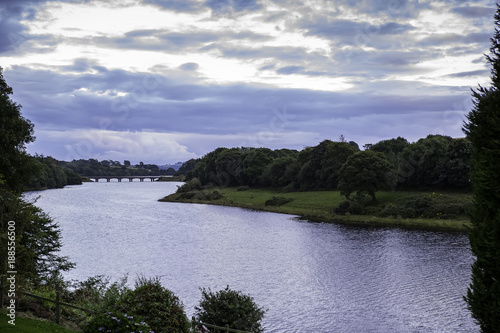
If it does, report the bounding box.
[176,178,202,193]
[194,286,266,333]
[237,185,250,191]
[116,277,190,333]
[264,196,293,206]
[28,155,83,190]
[379,193,471,219]
[297,140,358,190]
[0,190,75,287]
[463,5,500,330]
[333,200,364,215]
[0,67,38,193]
[338,150,396,201]
[61,158,168,177]
[397,135,470,190]
[83,312,153,333]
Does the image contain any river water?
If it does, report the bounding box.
[25,181,478,332]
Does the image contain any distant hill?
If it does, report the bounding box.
[159,162,184,171]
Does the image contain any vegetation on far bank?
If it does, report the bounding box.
[160,183,471,231]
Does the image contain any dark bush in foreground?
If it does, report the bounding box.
[264,196,293,206]
[116,277,190,333]
[83,311,153,333]
[194,286,266,333]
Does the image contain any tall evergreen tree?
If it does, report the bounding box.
[463,4,500,332]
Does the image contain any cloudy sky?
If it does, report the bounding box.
[0,0,496,164]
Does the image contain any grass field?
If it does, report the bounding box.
[0,312,79,333]
[160,187,472,231]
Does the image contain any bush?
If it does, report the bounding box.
[176,178,202,193]
[206,190,223,200]
[264,196,293,206]
[348,201,365,215]
[116,277,190,333]
[333,200,365,215]
[237,186,250,191]
[83,311,153,333]
[379,193,471,219]
[194,286,266,333]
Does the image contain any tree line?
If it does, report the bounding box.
[177,134,471,193]
[25,157,178,190]
[61,159,175,177]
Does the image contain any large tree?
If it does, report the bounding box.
[0,67,73,286]
[338,150,396,202]
[463,4,500,331]
[0,67,37,193]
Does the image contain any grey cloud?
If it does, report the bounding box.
[444,69,490,78]
[85,29,270,52]
[300,18,413,48]
[6,62,474,136]
[259,64,275,71]
[276,66,305,75]
[451,6,495,18]
[0,0,41,53]
[205,0,263,15]
[418,32,491,47]
[179,62,199,71]
[142,0,204,13]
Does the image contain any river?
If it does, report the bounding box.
[25,181,478,332]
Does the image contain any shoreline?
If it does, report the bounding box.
[159,188,471,232]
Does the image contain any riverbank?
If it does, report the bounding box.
[159,187,471,231]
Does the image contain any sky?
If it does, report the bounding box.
[0,0,496,165]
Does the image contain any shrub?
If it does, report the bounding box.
[333,200,350,215]
[264,196,293,206]
[237,186,250,191]
[348,201,365,215]
[206,190,223,200]
[333,200,365,215]
[83,311,153,333]
[378,193,471,219]
[379,204,400,218]
[176,178,202,193]
[116,277,190,333]
[194,286,266,333]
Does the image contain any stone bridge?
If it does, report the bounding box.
[84,176,163,182]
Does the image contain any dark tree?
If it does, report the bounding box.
[0,68,74,286]
[0,67,37,192]
[463,5,500,331]
[195,286,266,333]
[338,150,396,202]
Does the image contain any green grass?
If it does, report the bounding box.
[160,187,472,231]
[0,312,79,333]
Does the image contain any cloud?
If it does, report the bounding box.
[142,0,204,13]
[179,62,199,71]
[275,66,305,75]
[30,129,199,164]
[451,5,495,18]
[0,0,47,53]
[1,0,493,164]
[205,0,263,17]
